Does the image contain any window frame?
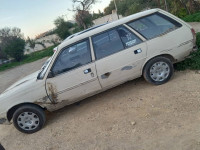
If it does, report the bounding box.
[50,38,92,77]
[91,25,143,61]
[126,12,183,40]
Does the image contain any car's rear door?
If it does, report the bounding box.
[45,38,101,105]
[92,25,147,89]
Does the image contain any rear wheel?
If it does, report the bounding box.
[13,104,46,134]
[143,56,174,85]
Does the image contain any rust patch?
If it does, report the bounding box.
[47,83,58,104]
[42,96,50,103]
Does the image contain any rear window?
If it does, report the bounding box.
[127,12,182,39]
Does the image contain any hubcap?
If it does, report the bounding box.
[150,61,170,82]
[17,112,40,131]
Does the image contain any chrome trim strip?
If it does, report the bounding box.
[178,40,193,47]
[57,78,98,95]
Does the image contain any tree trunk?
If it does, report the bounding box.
[164,0,168,11]
[157,0,161,8]
[189,0,194,13]
[179,0,191,14]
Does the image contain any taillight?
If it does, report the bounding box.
[191,28,196,45]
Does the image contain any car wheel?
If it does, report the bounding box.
[0,143,5,150]
[143,56,174,85]
[13,104,46,134]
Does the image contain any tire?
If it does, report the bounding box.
[143,56,174,85]
[0,143,5,150]
[13,104,46,134]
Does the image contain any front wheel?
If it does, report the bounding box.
[13,104,46,134]
[143,56,174,85]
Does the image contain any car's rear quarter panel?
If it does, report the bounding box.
[145,15,193,63]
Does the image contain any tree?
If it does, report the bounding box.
[27,37,35,49]
[3,37,25,61]
[54,17,74,40]
[71,0,98,29]
[103,0,200,18]
[75,10,93,29]
[92,10,104,20]
[0,27,25,61]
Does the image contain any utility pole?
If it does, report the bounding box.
[113,0,119,19]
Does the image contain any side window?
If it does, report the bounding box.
[52,39,91,76]
[127,13,182,39]
[117,26,142,48]
[92,29,124,60]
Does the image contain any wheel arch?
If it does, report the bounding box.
[142,54,175,75]
[7,103,46,122]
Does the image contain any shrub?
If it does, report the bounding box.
[196,32,200,48]
[3,37,25,61]
[175,33,200,70]
[182,12,200,22]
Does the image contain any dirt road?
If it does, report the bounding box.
[0,58,200,150]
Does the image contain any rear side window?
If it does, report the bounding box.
[92,26,142,60]
[92,29,124,60]
[127,12,182,39]
[117,26,142,48]
[52,39,91,75]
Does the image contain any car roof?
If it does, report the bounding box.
[58,9,159,51]
[63,23,107,42]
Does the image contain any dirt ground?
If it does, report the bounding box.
[0,58,200,150]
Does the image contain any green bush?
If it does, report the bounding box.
[196,32,200,48]
[175,33,200,70]
[182,12,200,22]
[3,37,25,61]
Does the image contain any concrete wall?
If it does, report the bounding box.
[24,34,61,55]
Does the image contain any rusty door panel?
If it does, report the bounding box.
[45,63,102,105]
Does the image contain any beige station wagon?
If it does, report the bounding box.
[0,9,197,133]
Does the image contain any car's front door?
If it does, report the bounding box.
[46,39,101,106]
[92,25,147,88]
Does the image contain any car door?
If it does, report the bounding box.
[92,25,147,88]
[45,38,101,105]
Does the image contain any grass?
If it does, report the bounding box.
[182,12,200,22]
[0,45,55,72]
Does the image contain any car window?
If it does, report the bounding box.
[117,26,142,48]
[92,29,124,60]
[52,39,91,76]
[127,13,182,39]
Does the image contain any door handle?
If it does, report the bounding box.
[101,72,111,79]
[134,48,142,54]
[83,68,91,74]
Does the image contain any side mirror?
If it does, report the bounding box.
[47,71,54,78]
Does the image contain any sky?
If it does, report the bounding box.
[0,0,111,38]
